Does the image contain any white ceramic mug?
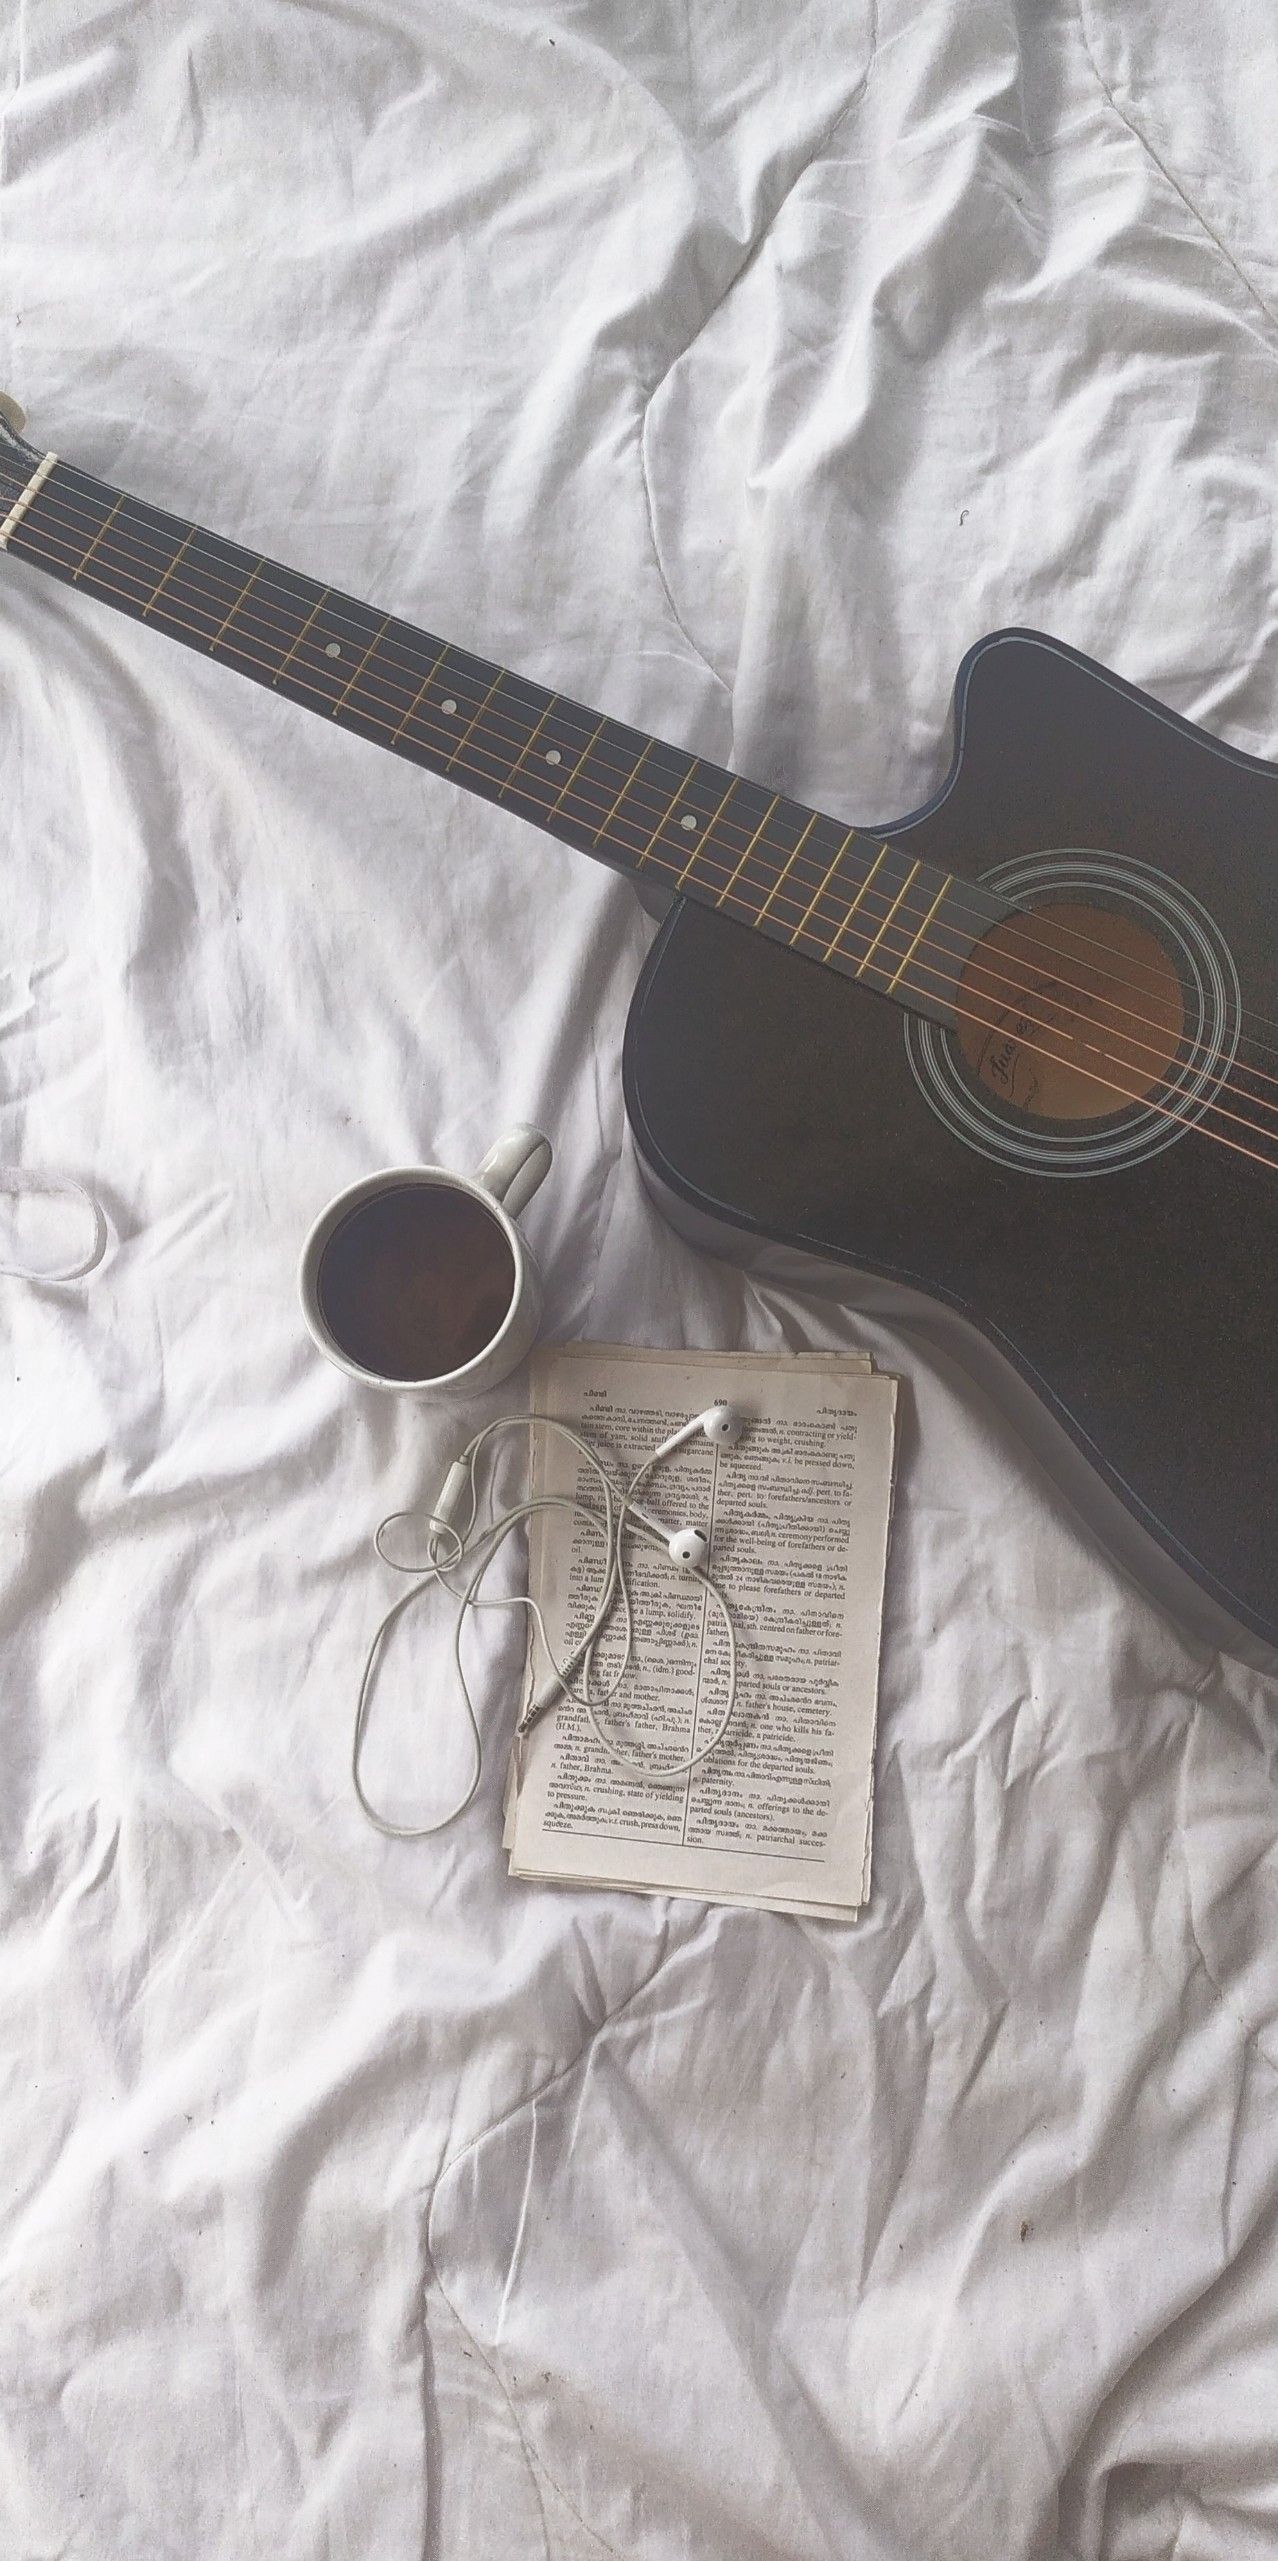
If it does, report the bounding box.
[298,1124,552,1397]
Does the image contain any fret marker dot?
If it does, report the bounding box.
[545,748,562,765]
[441,697,458,715]
[680,812,698,832]
[324,641,341,659]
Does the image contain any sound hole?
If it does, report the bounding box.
[956,902,1185,1123]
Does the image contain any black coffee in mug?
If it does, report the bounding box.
[316,1182,516,1382]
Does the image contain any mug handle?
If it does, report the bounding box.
[474,1125,553,1221]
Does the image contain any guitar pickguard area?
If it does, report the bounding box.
[904,851,1240,1178]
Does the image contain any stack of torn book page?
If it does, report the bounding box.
[505,1342,897,1920]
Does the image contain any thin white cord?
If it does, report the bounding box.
[0,1168,108,1280]
[352,1413,740,1839]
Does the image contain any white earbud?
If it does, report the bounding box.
[627,1498,710,1573]
[667,1525,709,1571]
[652,1401,744,1463]
[700,1402,744,1446]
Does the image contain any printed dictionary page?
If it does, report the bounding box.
[508,1344,895,1917]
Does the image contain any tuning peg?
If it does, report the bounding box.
[0,394,27,434]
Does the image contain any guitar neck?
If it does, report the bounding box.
[0,429,1003,1022]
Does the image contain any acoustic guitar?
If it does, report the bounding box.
[1,399,1273,1660]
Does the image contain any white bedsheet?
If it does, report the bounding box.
[2,3,1277,2553]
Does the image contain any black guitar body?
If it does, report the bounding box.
[624,632,1278,1661]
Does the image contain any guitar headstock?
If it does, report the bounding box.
[0,394,38,466]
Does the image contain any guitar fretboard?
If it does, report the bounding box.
[1,447,1006,1022]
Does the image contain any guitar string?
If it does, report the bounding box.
[7,477,1276,1168]
[8,456,1276,1083]
[7,473,1269,1132]
[12,448,1278,1080]
[8,456,1278,1093]
[6,463,1273,1148]
[5,479,1278,1166]
[8,492,1260,1151]
[5,453,1277,1080]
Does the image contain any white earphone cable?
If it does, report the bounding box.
[0,1167,108,1281]
[352,1410,741,1839]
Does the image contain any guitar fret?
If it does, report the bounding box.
[856,857,922,979]
[444,666,504,767]
[498,691,558,795]
[520,720,677,865]
[351,640,507,778]
[342,640,629,844]
[396,677,627,840]
[465,668,565,795]
[753,811,818,929]
[59,528,166,618]
[94,503,226,641]
[2,454,1007,1029]
[275,587,331,682]
[789,828,858,944]
[209,559,261,652]
[551,714,606,817]
[674,776,738,888]
[634,765,697,870]
[333,612,391,711]
[715,793,779,909]
[442,693,561,802]
[92,499,312,669]
[886,871,953,994]
[597,738,659,850]
[822,845,889,962]
[143,525,195,617]
[390,640,449,743]
[358,628,490,729]
[72,491,125,582]
[615,752,763,894]
[530,711,633,827]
